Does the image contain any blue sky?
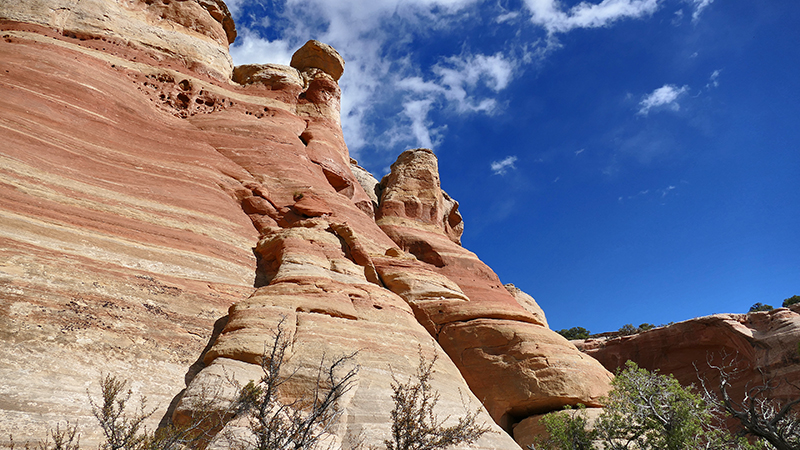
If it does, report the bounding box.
[226,0,799,333]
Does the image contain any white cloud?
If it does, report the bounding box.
[229,30,293,66]
[226,0,674,168]
[431,52,515,113]
[522,0,660,34]
[402,99,441,149]
[497,11,521,23]
[387,51,516,149]
[706,69,721,88]
[491,156,518,175]
[575,148,585,156]
[672,9,684,26]
[638,84,689,115]
[690,0,714,22]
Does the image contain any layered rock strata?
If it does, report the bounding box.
[370,149,612,431]
[1,1,612,447]
[576,307,800,418]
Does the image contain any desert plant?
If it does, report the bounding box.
[702,354,800,450]
[232,317,359,450]
[89,375,154,450]
[385,351,490,450]
[749,303,774,313]
[782,295,800,308]
[595,361,718,450]
[616,324,637,336]
[557,327,591,340]
[533,405,594,450]
[28,422,82,450]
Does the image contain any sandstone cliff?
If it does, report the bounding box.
[0,1,612,448]
[576,306,800,417]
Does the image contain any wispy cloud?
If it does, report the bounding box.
[388,51,516,150]
[226,0,691,170]
[690,0,715,22]
[706,69,721,89]
[620,184,679,202]
[575,148,585,156]
[659,185,676,197]
[402,99,441,149]
[491,156,518,175]
[522,0,660,34]
[638,84,690,115]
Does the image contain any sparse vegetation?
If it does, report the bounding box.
[385,351,491,450]
[557,327,591,340]
[749,303,774,313]
[89,375,153,450]
[231,318,359,450]
[8,322,491,450]
[533,405,594,450]
[534,361,776,450]
[701,353,800,450]
[782,295,800,308]
[617,323,656,336]
[616,324,637,336]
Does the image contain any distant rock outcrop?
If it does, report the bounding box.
[576,306,800,415]
[0,1,612,448]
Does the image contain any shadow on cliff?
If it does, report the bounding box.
[158,314,229,429]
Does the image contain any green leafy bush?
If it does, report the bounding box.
[616,324,637,336]
[783,295,800,308]
[535,361,766,450]
[533,405,594,450]
[749,303,774,313]
[556,327,591,340]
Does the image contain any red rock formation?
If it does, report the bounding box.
[0,1,613,447]
[576,307,800,416]
[373,149,612,431]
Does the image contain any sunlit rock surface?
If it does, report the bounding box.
[0,1,614,447]
[576,306,800,416]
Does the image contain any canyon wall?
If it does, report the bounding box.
[577,306,800,415]
[0,1,612,448]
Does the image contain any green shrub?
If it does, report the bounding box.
[556,327,591,340]
[617,324,637,336]
[749,303,774,313]
[534,405,594,450]
[637,323,655,332]
[783,295,800,308]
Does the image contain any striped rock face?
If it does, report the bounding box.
[0,2,611,448]
[576,307,800,425]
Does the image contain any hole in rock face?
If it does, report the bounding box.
[195,98,203,104]
[176,93,190,108]
[406,240,445,268]
[178,79,191,91]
